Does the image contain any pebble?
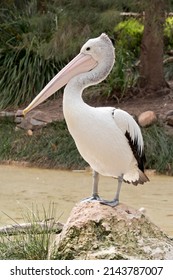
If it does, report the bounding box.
[138,110,157,127]
[27,129,33,136]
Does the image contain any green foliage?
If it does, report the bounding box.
[0,204,56,260]
[99,47,138,99]
[0,119,87,169]
[1,118,173,175]
[164,60,173,81]
[114,16,173,54]
[0,0,121,109]
[164,16,173,49]
[1,1,173,108]
[142,124,173,175]
[0,1,61,109]
[114,19,144,56]
[0,48,59,109]
[112,47,137,94]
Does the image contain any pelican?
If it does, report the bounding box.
[19,33,149,206]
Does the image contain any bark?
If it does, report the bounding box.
[139,0,168,91]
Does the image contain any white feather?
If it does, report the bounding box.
[112,108,144,155]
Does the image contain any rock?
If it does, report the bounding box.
[16,110,53,130]
[51,202,173,260]
[166,110,173,126]
[27,129,33,136]
[15,109,24,117]
[30,118,47,127]
[138,111,157,127]
[31,111,52,123]
[164,124,173,136]
[17,118,33,130]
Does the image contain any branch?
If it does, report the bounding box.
[163,56,173,64]
[119,12,173,18]
[0,219,63,235]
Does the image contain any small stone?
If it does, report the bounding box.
[166,111,173,126]
[138,207,146,214]
[15,126,21,131]
[32,111,52,123]
[16,110,53,130]
[15,109,24,117]
[17,118,33,130]
[30,118,47,126]
[166,110,173,117]
[27,129,33,136]
[138,111,157,127]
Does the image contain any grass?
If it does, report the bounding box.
[0,0,122,109]
[1,1,173,110]
[0,118,87,169]
[0,203,57,260]
[0,118,173,175]
[142,124,173,175]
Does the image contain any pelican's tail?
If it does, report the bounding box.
[123,169,149,186]
[138,170,149,185]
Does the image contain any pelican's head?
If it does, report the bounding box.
[81,33,115,65]
[20,33,115,116]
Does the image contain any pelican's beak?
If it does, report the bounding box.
[22,53,97,115]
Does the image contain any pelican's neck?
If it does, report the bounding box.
[64,58,114,100]
[63,57,114,122]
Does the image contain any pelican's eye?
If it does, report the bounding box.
[86,47,91,51]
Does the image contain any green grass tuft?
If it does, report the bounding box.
[142,124,173,175]
[1,119,173,175]
[0,119,87,169]
[0,203,57,260]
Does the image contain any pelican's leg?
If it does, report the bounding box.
[81,170,101,202]
[92,170,100,199]
[100,174,123,207]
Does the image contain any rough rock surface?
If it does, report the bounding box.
[166,110,173,126]
[138,110,157,127]
[16,110,53,130]
[52,202,173,260]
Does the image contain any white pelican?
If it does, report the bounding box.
[19,33,149,206]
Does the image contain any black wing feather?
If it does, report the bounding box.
[125,131,146,172]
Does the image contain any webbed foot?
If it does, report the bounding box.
[81,194,102,203]
[100,199,119,207]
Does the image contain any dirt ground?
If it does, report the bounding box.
[37,89,173,122]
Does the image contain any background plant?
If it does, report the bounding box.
[114,18,144,56]
[0,0,120,109]
[1,1,173,109]
[0,203,57,260]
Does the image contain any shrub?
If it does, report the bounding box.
[0,0,121,109]
[0,203,57,260]
[142,124,173,175]
[164,16,173,50]
[114,18,144,56]
[0,2,61,109]
[114,16,173,55]
[105,47,137,96]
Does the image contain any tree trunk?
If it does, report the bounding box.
[139,0,168,92]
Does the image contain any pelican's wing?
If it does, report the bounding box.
[112,108,145,172]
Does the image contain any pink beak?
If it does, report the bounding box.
[22,53,97,115]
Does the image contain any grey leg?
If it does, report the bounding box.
[100,174,123,207]
[114,174,123,201]
[92,170,99,198]
[81,170,101,202]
